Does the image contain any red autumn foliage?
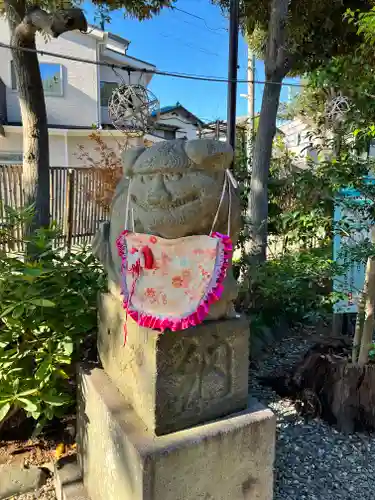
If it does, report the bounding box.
[75,132,125,213]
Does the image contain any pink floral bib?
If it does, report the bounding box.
[116,231,232,334]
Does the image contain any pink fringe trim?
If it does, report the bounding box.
[116,231,232,333]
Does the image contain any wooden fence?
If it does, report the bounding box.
[0,165,109,252]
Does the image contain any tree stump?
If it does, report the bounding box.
[261,337,375,432]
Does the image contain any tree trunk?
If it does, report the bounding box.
[352,290,365,363]
[247,79,283,262]
[358,228,375,366]
[246,0,291,263]
[4,2,87,234]
[263,338,375,433]
[10,20,50,229]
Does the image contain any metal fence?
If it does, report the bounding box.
[0,165,109,251]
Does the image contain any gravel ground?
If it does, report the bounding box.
[250,327,375,500]
[10,477,56,500]
[9,326,375,500]
[1,440,75,499]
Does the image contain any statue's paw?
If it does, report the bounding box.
[92,221,110,263]
[206,300,237,321]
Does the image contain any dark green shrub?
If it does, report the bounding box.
[0,208,105,432]
[237,247,341,328]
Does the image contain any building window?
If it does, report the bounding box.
[11,61,63,96]
[0,152,23,164]
[100,82,118,107]
[164,130,176,140]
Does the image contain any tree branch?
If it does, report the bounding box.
[14,7,87,40]
[265,0,290,78]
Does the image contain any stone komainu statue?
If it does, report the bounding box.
[92,138,241,320]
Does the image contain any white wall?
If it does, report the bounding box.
[278,118,318,165]
[157,112,198,139]
[0,129,66,166]
[1,128,142,167]
[0,131,23,154]
[0,19,99,128]
[67,134,128,167]
[50,135,68,166]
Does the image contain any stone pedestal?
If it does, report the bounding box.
[63,291,276,500]
[98,292,250,435]
[77,366,276,500]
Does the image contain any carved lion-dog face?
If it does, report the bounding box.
[120,139,235,238]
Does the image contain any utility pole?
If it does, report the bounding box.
[241,48,256,169]
[215,120,220,140]
[247,49,256,168]
[226,0,240,152]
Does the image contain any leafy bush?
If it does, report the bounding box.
[0,208,105,432]
[237,247,342,329]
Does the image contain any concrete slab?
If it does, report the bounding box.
[0,465,47,499]
[77,365,276,500]
[54,456,90,500]
[98,291,250,435]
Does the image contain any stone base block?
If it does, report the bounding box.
[0,465,47,499]
[98,292,250,435]
[77,365,275,500]
[54,456,90,500]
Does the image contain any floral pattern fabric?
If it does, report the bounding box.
[116,231,232,332]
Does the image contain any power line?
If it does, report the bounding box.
[158,32,220,57]
[0,42,304,88]
[173,16,225,37]
[171,6,228,32]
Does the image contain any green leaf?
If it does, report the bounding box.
[21,268,45,277]
[32,417,47,438]
[29,410,42,420]
[0,400,12,411]
[62,340,74,356]
[0,402,11,422]
[35,361,51,382]
[17,388,38,397]
[42,394,70,406]
[56,369,69,380]
[29,299,56,308]
[44,406,55,420]
[54,355,71,365]
[0,304,17,318]
[17,397,38,413]
[12,305,25,319]
[12,378,19,392]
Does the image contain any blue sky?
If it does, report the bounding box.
[84,0,299,123]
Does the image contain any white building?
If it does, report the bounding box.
[277,117,319,166]
[152,102,203,140]
[0,22,198,167]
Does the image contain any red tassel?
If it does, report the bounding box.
[142,246,154,269]
[123,245,153,345]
